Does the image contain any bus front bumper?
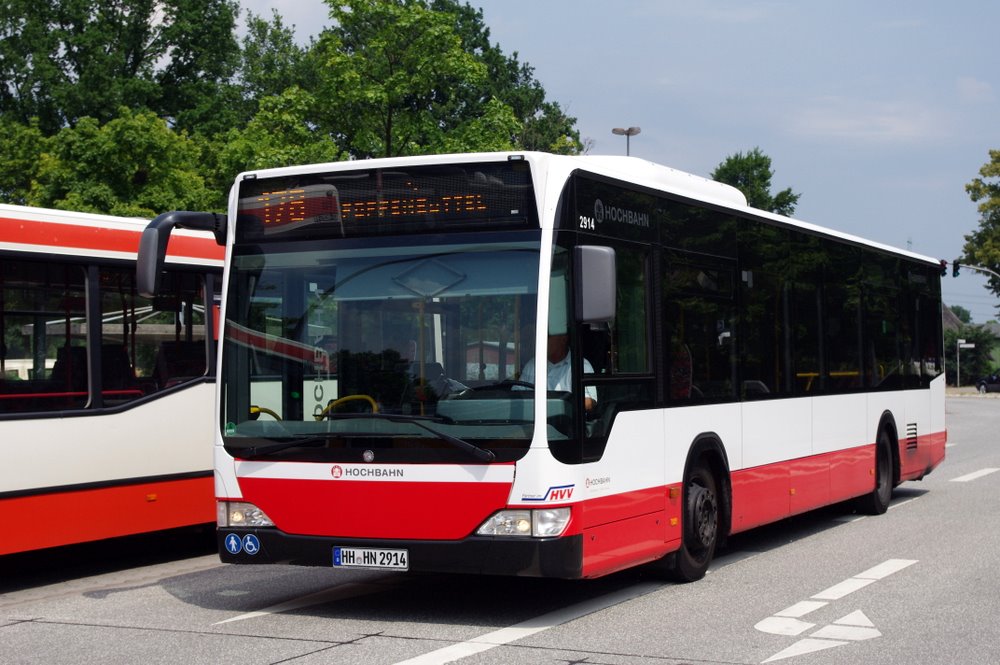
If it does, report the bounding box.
[216,528,584,578]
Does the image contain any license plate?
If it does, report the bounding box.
[333,546,409,570]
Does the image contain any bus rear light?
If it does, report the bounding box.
[476,508,570,538]
[217,501,274,528]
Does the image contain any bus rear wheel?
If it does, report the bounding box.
[856,428,893,515]
[666,461,719,583]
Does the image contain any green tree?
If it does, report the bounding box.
[962,149,1000,304]
[28,108,217,216]
[948,305,972,324]
[214,86,343,181]
[238,10,311,114]
[313,0,512,158]
[711,147,801,216]
[154,0,242,136]
[0,0,240,135]
[950,305,973,324]
[944,324,997,386]
[433,0,582,153]
[0,117,46,203]
[0,0,583,214]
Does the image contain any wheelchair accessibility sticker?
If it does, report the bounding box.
[224,533,261,555]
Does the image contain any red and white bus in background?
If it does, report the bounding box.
[0,204,224,555]
[138,153,945,580]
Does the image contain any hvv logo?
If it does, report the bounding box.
[522,484,575,502]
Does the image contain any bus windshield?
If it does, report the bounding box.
[220,234,541,464]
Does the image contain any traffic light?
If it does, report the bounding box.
[953,260,961,277]
[939,259,948,277]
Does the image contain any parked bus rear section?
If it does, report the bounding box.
[138,152,945,580]
[0,204,224,555]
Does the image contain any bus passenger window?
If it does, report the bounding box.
[1,261,87,413]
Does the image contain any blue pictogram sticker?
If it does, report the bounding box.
[242,534,261,555]
[224,533,243,555]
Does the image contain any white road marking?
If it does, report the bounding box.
[755,617,816,636]
[855,558,917,579]
[763,637,847,662]
[757,560,916,662]
[811,577,875,600]
[810,558,916,600]
[392,582,662,665]
[763,611,881,662]
[775,600,827,618]
[833,609,876,627]
[950,468,1000,483]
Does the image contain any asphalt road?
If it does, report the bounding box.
[1,396,997,665]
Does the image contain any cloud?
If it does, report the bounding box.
[956,76,994,104]
[786,96,944,143]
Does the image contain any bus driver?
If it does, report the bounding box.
[520,332,597,412]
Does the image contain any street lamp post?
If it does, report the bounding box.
[611,126,641,155]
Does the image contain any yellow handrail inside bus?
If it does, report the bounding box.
[315,394,379,420]
[795,370,860,392]
[250,405,281,420]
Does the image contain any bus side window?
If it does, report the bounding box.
[1,260,87,413]
[580,246,655,461]
[580,324,611,375]
[155,341,207,389]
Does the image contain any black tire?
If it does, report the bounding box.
[666,461,719,582]
[857,428,893,515]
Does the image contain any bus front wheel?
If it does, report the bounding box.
[667,461,719,583]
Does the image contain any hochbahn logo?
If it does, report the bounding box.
[330,465,404,479]
[594,199,650,228]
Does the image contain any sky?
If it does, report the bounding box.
[240,0,1000,323]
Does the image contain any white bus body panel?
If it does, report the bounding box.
[1,384,215,493]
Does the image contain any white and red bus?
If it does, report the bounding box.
[138,153,945,580]
[0,204,224,555]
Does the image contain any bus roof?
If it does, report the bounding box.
[233,151,940,269]
[0,203,224,266]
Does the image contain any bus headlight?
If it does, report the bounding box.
[476,508,570,538]
[532,508,572,537]
[217,501,274,527]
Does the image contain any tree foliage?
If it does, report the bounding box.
[0,0,582,214]
[313,0,493,158]
[944,324,997,386]
[962,149,1000,304]
[950,304,972,324]
[28,108,216,216]
[0,0,241,135]
[711,147,801,216]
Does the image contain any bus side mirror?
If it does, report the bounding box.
[574,245,616,323]
[137,211,226,298]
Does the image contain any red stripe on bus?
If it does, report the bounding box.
[237,477,512,540]
[579,485,679,578]
[0,216,223,261]
[899,430,947,482]
[231,429,944,577]
[0,476,214,555]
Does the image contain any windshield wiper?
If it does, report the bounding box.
[233,436,331,458]
[230,415,496,463]
[324,413,496,462]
